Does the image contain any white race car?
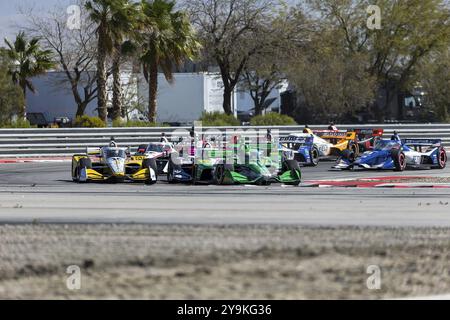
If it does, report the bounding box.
[135,139,176,174]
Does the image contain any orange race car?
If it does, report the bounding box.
[310,128,384,158]
[311,130,360,158]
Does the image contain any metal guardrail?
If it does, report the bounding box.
[1,124,450,157]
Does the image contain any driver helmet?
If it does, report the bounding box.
[109,137,118,148]
[328,122,338,131]
[267,129,272,140]
[303,125,312,134]
[391,131,401,142]
[160,133,169,143]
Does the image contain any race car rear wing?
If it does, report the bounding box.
[86,147,101,155]
[351,128,384,137]
[279,135,314,145]
[313,130,356,140]
[403,139,442,147]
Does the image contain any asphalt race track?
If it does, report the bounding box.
[1,161,450,227]
[3,161,450,300]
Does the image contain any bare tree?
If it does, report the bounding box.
[185,0,277,115]
[21,1,98,117]
[239,7,308,115]
[242,70,285,115]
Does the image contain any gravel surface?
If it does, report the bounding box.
[1,224,450,299]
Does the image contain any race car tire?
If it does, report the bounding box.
[192,165,198,185]
[213,164,234,185]
[256,179,272,186]
[167,159,180,184]
[436,147,447,169]
[213,164,225,185]
[79,157,92,169]
[74,166,81,182]
[341,149,356,163]
[74,158,92,183]
[348,142,359,157]
[72,160,79,182]
[284,159,301,171]
[143,158,158,185]
[72,167,79,182]
[307,147,320,167]
[392,149,407,172]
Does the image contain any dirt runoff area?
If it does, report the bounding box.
[1,224,450,300]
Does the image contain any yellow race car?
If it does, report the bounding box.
[72,145,158,184]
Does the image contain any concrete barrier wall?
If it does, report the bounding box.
[1,124,450,157]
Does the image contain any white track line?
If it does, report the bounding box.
[397,294,450,300]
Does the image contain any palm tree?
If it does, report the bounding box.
[139,0,201,123]
[85,0,137,122]
[111,2,140,121]
[111,43,123,121]
[4,32,54,119]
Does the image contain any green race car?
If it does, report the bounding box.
[167,141,301,186]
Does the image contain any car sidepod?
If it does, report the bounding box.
[213,162,272,185]
[167,157,216,184]
[167,159,194,183]
[353,150,396,170]
[216,161,301,186]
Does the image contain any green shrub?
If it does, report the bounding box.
[199,112,241,127]
[0,119,36,128]
[250,113,297,126]
[112,119,168,127]
[73,115,106,128]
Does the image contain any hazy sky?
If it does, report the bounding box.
[0,0,299,46]
[0,0,72,43]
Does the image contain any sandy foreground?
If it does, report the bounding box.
[0,224,449,299]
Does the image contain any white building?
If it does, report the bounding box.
[136,72,237,124]
[27,71,285,125]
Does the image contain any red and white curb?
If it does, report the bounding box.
[304,176,450,189]
[0,157,71,164]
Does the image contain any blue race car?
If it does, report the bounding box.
[279,133,319,166]
[334,137,447,171]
